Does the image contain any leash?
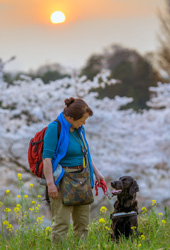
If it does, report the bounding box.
[95,180,116,200]
[95,180,109,197]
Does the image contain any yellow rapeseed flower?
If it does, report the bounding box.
[152,200,156,206]
[105,226,110,231]
[38,204,41,207]
[6,223,14,232]
[162,220,166,224]
[45,226,51,232]
[16,204,22,208]
[37,217,43,223]
[9,227,14,232]
[32,201,35,204]
[17,195,21,199]
[4,208,11,213]
[6,190,10,194]
[35,207,39,212]
[99,218,106,223]
[158,213,163,216]
[141,207,147,213]
[3,220,9,225]
[18,173,22,180]
[141,234,145,240]
[30,183,33,188]
[29,208,34,211]
[24,195,28,199]
[9,228,14,233]
[131,226,137,230]
[6,224,12,229]
[100,206,107,213]
[37,195,41,198]
[0,202,3,207]
[14,207,20,213]
[138,244,142,247]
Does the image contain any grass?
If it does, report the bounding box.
[0,174,170,250]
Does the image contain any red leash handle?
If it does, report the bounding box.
[95,180,108,197]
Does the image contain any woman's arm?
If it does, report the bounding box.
[43,158,58,199]
[92,160,104,183]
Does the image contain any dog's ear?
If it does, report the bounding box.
[129,180,139,196]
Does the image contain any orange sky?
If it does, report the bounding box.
[0,0,164,26]
[0,0,166,71]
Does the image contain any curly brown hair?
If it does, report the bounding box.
[63,97,93,120]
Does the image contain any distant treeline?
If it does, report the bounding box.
[80,45,165,111]
[2,42,168,111]
[3,6,170,111]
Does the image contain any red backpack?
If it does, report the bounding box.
[28,119,61,178]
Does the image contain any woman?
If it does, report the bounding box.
[43,97,104,244]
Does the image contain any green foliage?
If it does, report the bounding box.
[80,45,161,111]
[3,70,70,86]
[3,72,24,86]
[0,175,170,249]
[81,54,105,81]
[34,71,70,84]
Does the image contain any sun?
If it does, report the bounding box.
[51,11,65,24]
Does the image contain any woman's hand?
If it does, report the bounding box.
[43,158,59,199]
[48,183,58,199]
[95,171,104,184]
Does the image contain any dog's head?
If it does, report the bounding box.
[111,176,139,197]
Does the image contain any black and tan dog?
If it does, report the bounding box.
[110,176,141,241]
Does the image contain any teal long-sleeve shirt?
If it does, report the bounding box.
[42,122,84,167]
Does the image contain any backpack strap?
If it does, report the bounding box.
[54,118,61,140]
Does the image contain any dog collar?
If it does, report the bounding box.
[110,211,137,220]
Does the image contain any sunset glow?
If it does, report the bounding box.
[0,0,165,71]
[50,11,65,24]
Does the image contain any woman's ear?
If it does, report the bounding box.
[67,116,74,122]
